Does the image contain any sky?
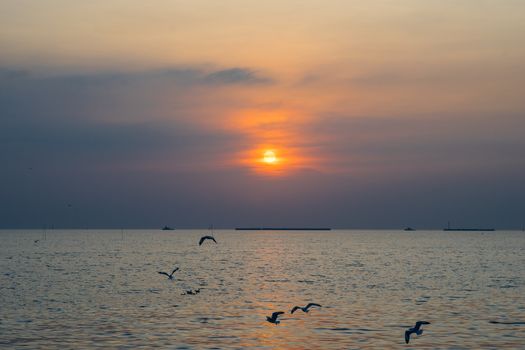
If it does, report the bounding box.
[1,0,524,229]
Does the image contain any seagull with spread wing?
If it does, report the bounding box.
[290,303,322,314]
[266,311,285,324]
[198,235,217,246]
[405,321,430,344]
[158,267,179,280]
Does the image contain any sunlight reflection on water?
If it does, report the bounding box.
[1,230,524,349]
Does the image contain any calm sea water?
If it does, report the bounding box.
[1,230,524,349]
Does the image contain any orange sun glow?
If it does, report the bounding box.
[263,150,277,164]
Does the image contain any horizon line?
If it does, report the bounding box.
[1,227,523,231]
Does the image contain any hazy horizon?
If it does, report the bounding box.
[2,227,522,231]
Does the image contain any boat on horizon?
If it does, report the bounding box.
[235,227,332,231]
[443,221,494,232]
[162,226,175,230]
[443,228,495,231]
[404,227,416,231]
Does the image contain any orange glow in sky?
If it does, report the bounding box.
[262,150,277,164]
[239,146,286,175]
[2,0,523,180]
[237,143,319,177]
[229,109,296,175]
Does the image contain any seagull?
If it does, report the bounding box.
[266,311,285,324]
[158,267,179,280]
[182,288,201,295]
[290,303,322,314]
[405,321,430,344]
[199,235,217,246]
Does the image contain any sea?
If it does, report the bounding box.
[1,229,524,349]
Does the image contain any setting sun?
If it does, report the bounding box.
[263,150,277,164]
[238,145,311,175]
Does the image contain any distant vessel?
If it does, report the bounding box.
[404,227,416,231]
[235,227,331,231]
[443,221,494,232]
[444,228,495,231]
[162,226,175,230]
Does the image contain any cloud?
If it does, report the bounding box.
[288,113,525,177]
[0,66,273,88]
[0,68,30,80]
[0,64,258,173]
[203,68,272,85]
[1,115,246,171]
[0,67,269,138]
[296,60,525,90]
[0,65,274,127]
[1,64,524,229]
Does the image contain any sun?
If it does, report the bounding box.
[263,150,277,164]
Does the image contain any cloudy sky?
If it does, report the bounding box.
[1,0,524,228]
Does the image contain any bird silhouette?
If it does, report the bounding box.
[158,267,179,280]
[266,311,285,324]
[405,321,430,344]
[199,235,217,246]
[182,288,201,295]
[290,303,322,314]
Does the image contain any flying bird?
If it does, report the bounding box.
[199,235,217,246]
[290,303,322,314]
[182,288,201,295]
[405,321,430,344]
[158,267,179,280]
[266,311,285,324]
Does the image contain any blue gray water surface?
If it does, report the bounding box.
[1,230,524,349]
